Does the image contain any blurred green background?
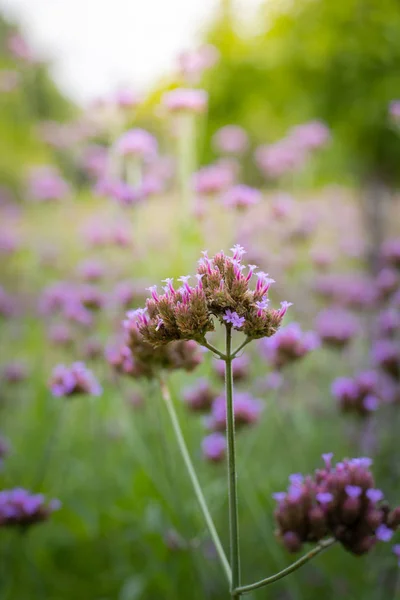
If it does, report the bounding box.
[1,1,400,598]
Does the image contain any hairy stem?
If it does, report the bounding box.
[200,338,227,360]
[231,337,252,359]
[158,376,232,584]
[234,538,336,595]
[225,325,241,597]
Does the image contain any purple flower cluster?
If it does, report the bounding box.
[315,309,359,348]
[202,432,226,463]
[207,392,264,431]
[255,121,330,179]
[371,340,400,380]
[212,125,249,155]
[115,128,158,159]
[183,378,217,412]
[274,455,400,555]
[162,88,208,114]
[222,184,261,211]
[0,488,60,529]
[133,245,291,347]
[193,163,234,196]
[314,274,376,310]
[49,362,102,397]
[2,361,28,384]
[106,334,203,380]
[380,238,400,269]
[332,371,381,417]
[0,286,14,317]
[213,354,250,383]
[28,166,70,202]
[178,45,219,83]
[260,322,319,370]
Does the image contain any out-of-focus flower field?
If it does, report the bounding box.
[1,2,400,598]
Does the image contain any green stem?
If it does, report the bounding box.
[158,376,231,585]
[200,338,227,360]
[234,538,336,595]
[231,337,252,359]
[225,325,241,597]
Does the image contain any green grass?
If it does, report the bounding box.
[1,191,399,600]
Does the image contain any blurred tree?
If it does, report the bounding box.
[202,0,400,270]
[0,12,75,196]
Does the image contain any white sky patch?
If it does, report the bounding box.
[1,0,263,105]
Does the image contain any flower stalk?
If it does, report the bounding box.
[158,376,232,585]
[224,325,241,597]
[233,538,336,595]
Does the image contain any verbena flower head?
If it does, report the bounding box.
[2,361,28,384]
[47,323,74,347]
[28,166,70,202]
[274,454,400,555]
[183,378,217,412]
[178,45,219,83]
[332,371,381,417]
[7,34,35,62]
[77,259,105,282]
[289,120,330,151]
[376,308,400,338]
[375,267,399,301]
[193,163,234,196]
[112,87,140,109]
[212,125,249,155]
[271,193,294,220]
[0,488,60,529]
[380,237,400,269]
[208,392,263,431]
[389,101,400,123]
[371,340,400,380]
[202,432,226,463]
[213,354,250,382]
[49,362,102,397]
[315,308,359,348]
[260,322,319,370]
[0,69,20,93]
[108,329,203,381]
[255,140,305,179]
[222,184,261,211]
[393,544,400,566]
[115,128,158,159]
[162,88,208,114]
[135,246,291,346]
[314,274,376,310]
[0,286,14,317]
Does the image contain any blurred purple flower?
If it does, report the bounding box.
[202,432,226,463]
[49,362,102,397]
[222,184,261,210]
[316,308,359,348]
[212,125,249,154]
[162,88,208,113]
[260,322,319,370]
[0,488,60,528]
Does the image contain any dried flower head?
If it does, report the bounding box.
[274,455,400,555]
[49,362,102,397]
[0,488,60,529]
[162,88,208,114]
[332,371,381,417]
[260,322,319,370]
[183,378,217,412]
[202,432,226,463]
[134,246,291,347]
